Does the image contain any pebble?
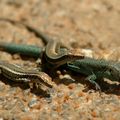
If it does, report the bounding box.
[3,99,17,110]
[0,82,5,92]
[28,97,38,108]
[15,97,29,112]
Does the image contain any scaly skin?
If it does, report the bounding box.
[0,42,43,57]
[67,58,120,90]
[0,60,56,92]
[43,39,85,69]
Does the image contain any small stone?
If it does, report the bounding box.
[0,82,5,92]
[28,98,38,108]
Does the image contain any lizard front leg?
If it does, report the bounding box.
[85,74,101,91]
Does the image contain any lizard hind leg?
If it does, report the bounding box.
[85,74,101,91]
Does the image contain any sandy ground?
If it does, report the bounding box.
[0,0,120,120]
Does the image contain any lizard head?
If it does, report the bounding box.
[107,62,120,82]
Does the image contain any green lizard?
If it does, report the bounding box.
[67,58,120,90]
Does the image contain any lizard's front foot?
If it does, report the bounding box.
[85,74,101,91]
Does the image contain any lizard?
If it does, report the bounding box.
[0,60,56,93]
[67,58,120,90]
